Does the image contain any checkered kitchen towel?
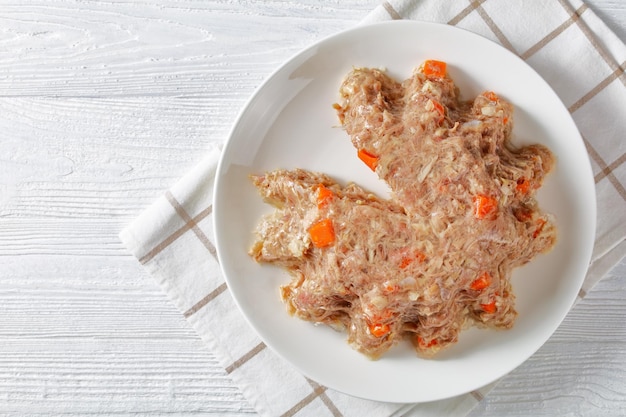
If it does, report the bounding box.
[120,1,626,416]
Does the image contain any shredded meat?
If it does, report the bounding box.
[249,61,556,359]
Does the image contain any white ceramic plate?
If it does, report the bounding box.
[213,21,596,403]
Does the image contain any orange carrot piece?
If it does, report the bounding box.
[357,148,379,171]
[309,218,335,248]
[421,60,447,78]
[473,194,498,219]
[481,300,497,314]
[399,257,412,269]
[369,322,391,338]
[399,250,426,269]
[470,272,492,291]
[417,336,438,348]
[431,99,445,124]
[533,218,547,238]
[516,178,531,194]
[384,284,399,293]
[484,91,499,102]
[316,183,334,209]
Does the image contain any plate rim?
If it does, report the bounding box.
[213,19,597,403]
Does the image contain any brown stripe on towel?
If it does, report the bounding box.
[470,389,485,402]
[139,203,213,264]
[165,191,218,259]
[584,138,626,202]
[569,62,625,113]
[447,0,486,26]
[280,379,342,417]
[183,282,228,318]
[520,4,588,60]
[557,0,626,87]
[225,342,266,374]
[308,378,343,417]
[595,153,626,185]
[280,390,323,417]
[382,1,402,20]
[474,2,516,53]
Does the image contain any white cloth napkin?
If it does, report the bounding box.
[120,1,626,416]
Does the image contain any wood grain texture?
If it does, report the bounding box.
[1,0,624,415]
[0,1,374,98]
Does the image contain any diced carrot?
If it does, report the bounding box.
[421,60,447,78]
[309,218,335,248]
[384,283,399,293]
[470,272,492,291]
[316,183,334,209]
[516,178,531,194]
[430,99,445,124]
[417,336,438,348]
[357,148,379,172]
[533,218,547,238]
[369,322,390,338]
[503,116,509,125]
[399,250,426,269]
[473,194,498,219]
[481,300,497,314]
[399,257,412,269]
[484,91,499,102]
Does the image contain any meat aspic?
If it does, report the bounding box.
[249,60,556,359]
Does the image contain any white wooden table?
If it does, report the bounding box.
[1,1,624,415]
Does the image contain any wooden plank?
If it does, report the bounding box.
[0,252,256,414]
[0,1,378,98]
[0,340,256,415]
[0,96,232,219]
